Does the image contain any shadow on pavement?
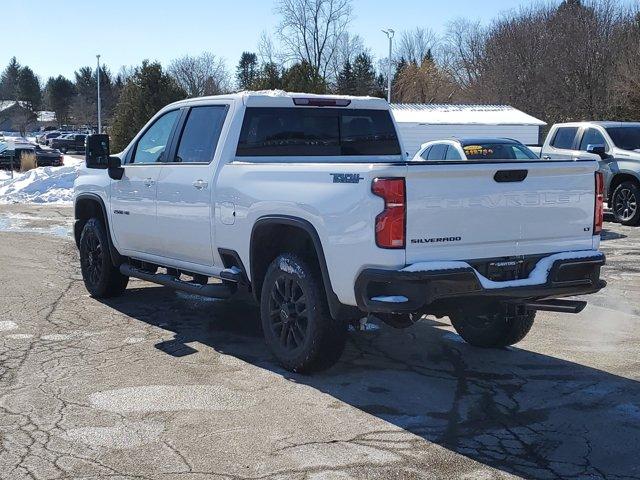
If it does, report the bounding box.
[102,285,640,480]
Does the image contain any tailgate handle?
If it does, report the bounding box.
[494,170,528,183]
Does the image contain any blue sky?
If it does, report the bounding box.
[4,0,548,80]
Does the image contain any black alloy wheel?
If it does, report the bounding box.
[613,184,638,224]
[81,228,104,289]
[267,274,309,354]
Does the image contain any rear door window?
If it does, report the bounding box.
[444,145,462,160]
[551,127,579,149]
[236,107,401,158]
[172,105,228,163]
[426,144,447,160]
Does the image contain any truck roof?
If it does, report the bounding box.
[165,90,390,110]
[552,121,640,128]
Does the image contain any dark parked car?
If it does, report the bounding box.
[0,142,64,169]
[33,145,64,166]
[50,134,87,153]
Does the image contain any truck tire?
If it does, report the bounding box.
[79,218,129,298]
[612,181,640,226]
[260,253,346,373]
[450,308,535,348]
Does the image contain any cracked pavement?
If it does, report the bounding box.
[0,205,639,479]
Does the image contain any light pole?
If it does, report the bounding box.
[96,54,102,133]
[382,29,395,104]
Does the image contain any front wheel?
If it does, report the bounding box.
[450,306,535,348]
[260,253,346,373]
[612,181,640,226]
[79,218,128,298]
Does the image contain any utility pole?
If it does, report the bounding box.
[382,29,395,104]
[96,54,102,133]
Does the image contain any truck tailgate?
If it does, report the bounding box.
[405,161,598,263]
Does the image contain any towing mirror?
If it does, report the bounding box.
[586,144,608,159]
[85,134,110,169]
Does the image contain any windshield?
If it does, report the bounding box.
[605,127,640,151]
[462,143,538,160]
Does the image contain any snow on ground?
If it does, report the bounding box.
[0,156,83,204]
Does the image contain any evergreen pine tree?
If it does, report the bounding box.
[352,53,376,96]
[254,62,283,90]
[336,59,355,95]
[0,57,21,100]
[17,66,41,110]
[110,61,186,151]
[236,52,259,90]
[44,76,76,126]
[282,61,326,94]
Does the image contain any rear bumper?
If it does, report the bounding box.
[355,251,606,314]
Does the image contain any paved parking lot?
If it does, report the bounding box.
[0,205,639,479]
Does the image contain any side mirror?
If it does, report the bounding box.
[107,155,124,180]
[586,144,608,159]
[85,134,110,169]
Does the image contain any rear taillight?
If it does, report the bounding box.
[594,171,604,235]
[372,178,406,249]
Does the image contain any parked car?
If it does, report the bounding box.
[540,122,640,225]
[51,133,87,153]
[0,140,64,169]
[40,132,65,146]
[413,138,539,161]
[74,91,605,372]
[33,144,64,166]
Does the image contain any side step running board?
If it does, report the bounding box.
[520,299,587,314]
[120,264,235,299]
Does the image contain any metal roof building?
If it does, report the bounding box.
[390,104,546,157]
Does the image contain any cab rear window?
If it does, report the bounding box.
[236,107,401,158]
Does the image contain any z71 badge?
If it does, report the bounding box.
[330,173,364,184]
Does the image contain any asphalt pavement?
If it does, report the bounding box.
[0,204,639,480]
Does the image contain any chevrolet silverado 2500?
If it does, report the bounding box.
[74,91,606,372]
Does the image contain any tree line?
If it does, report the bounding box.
[1,0,638,149]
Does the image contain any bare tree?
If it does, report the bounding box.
[397,27,439,64]
[168,52,230,97]
[442,18,487,92]
[275,0,353,80]
[258,31,280,66]
[329,31,366,84]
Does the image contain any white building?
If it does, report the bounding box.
[390,104,546,157]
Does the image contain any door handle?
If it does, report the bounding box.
[192,179,208,190]
[542,155,551,160]
[144,177,155,187]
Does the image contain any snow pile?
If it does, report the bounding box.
[0,156,83,204]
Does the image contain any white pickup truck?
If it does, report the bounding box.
[74,91,606,372]
[538,122,640,226]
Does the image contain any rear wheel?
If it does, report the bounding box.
[612,181,640,226]
[79,218,128,298]
[450,305,535,348]
[260,253,346,373]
